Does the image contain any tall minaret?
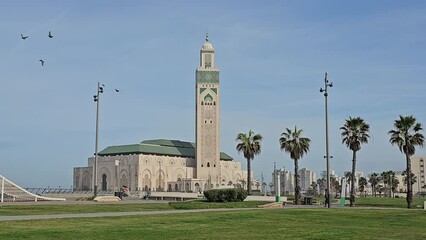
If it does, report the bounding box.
[195,34,221,189]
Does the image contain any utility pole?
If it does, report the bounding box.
[93,82,103,196]
[320,72,333,208]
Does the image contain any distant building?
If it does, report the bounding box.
[299,168,316,192]
[411,156,425,194]
[272,168,294,195]
[343,171,364,193]
[320,170,339,181]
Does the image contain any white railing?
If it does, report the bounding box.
[0,175,66,202]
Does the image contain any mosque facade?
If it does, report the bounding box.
[73,37,252,193]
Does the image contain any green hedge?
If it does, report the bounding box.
[203,188,247,202]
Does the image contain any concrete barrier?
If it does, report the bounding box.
[257,202,282,209]
[146,192,200,201]
[93,196,121,202]
[245,195,288,202]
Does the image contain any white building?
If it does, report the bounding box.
[343,171,364,193]
[320,170,339,181]
[411,156,425,194]
[73,36,250,193]
[272,168,294,195]
[299,168,316,192]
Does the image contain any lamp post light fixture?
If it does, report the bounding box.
[320,72,333,208]
[93,82,104,196]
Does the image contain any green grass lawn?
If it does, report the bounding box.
[0,208,425,239]
[0,203,175,216]
[355,197,425,208]
[169,200,270,209]
[0,201,269,216]
[1,197,424,216]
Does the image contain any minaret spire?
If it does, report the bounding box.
[205,33,209,42]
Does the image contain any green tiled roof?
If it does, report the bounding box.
[98,139,233,161]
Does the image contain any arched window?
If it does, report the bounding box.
[101,174,107,191]
[207,162,210,167]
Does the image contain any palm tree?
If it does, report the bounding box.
[402,170,417,187]
[380,171,389,197]
[311,181,318,196]
[279,126,311,205]
[368,173,380,197]
[340,117,370,207]
[382,171,398,197]
[317,178,326,196]
[389,115,424,208]
[236,130,262,195]
[358,177,368,197]
[344,172,356,194]
[378,184,384,197]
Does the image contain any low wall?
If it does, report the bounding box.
[245,195,287,202]
[146,191,201,201]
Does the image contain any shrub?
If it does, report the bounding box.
[204,188,247,202]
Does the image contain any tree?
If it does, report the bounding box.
[331,176,341,197]
[255,181,260,190]
[310,181,318,196]
[317,178,326,196]
[344,172,357,194]
[380,171,389,197]
[358,177,368,197]
[279,126,311,205]
[378,184,384,197]
[389,115,424,208]
[402,170,417,187]
[382,170,398,197]
[236,130,263,195]
[340,117,370,207]
[368,173,380,197]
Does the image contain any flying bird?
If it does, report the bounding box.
[21,34,29,40]
[48,31,53,38]
[115,89,119,92]
[39,59,45,66]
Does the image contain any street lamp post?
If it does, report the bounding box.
[93,82,103,196]
[158,161,162,191]
[320,72,333,208]
[115,160,120,192]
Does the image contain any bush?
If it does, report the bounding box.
[204,188,247,202]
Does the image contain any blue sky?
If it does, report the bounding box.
[1,1,425,188]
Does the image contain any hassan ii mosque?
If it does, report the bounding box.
[73,36,251,193]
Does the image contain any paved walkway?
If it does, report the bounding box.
[0,208,259,222]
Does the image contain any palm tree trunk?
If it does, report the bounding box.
[294,158,301,205]
[373,185,376,197]
[406,154,412,209]
[247,158,251,194]
[350,150,357,207]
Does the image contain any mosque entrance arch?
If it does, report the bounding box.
[101,174,107,191]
